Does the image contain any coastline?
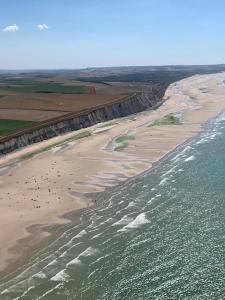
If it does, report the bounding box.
[1,72,225,279]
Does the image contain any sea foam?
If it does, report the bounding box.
[67,247,99,267]
[66,257,82,266]
[73,229,87,239]
[118,213,150,232]
[51,269,70,282]
[185,155,195,162]
[112,215,132,226]
[79,247,99,257]
[159,177,169,186]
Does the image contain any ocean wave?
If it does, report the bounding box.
[73,229,87,239]
[32,271,47,279]
[59,242,83,258]
[45,259,57,267]
[66,257,82,266]
[128,237,151,249]
[91,232,103,240]
[80,247,99,257]
[184,155,195,162]
[12,286,35,299]
[98,217,114,227]
[36,283,62,300]
[120,201,137,211]
[171,146,193,162]
[118,213,150,232]
[127,201,136,207]
[161,165,177,177]
[51,269,70,282]
[90,254,110,266]
[196,138,208,145]
[67,247,99,267]
[147,197,155,205]
[112,215,133,226]
[159,177,169,186]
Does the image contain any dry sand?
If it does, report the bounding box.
[0,72,225,275]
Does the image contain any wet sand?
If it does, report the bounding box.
[0,72,225,276]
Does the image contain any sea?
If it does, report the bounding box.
[1,110,225,299]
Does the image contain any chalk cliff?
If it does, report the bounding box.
[0,89,166,155]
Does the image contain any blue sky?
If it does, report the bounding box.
[1,0,225,69]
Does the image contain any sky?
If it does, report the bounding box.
[1,0,225,69]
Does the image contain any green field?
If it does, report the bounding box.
[0,120,36,135]
[5,83,87,94]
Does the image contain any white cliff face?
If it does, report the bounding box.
[0,90,166,155]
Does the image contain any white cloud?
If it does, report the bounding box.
[37,24,49,31]
[3,24,19,33]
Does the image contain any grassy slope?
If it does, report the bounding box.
[21,131,92,160]
[115,135,135,151]
[149,115,180,126]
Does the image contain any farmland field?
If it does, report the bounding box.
[0,79,95,94]
[0,74,132,135]
[1,67,209,137]
[0,119,36,135]
[0,109,67,121]
[0,93,126,113]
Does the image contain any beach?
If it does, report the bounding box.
[1,72,225,278]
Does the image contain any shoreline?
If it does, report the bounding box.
[1,72,225,280]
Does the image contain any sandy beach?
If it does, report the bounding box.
[1,72,225,277]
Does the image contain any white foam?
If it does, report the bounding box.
[159,177,169,186]
[118,200,124,205]
[80,247,99,257]
[45,259,57,267]
[127,201,136,208]
[184,155,195,162]
[12,286,35,299]
[118,213,150,232]
[36,283,62,300]
[90,254,110,265]
[88,269,97,279]
[67,257,82,266]
[161,166,177,177]
[73,229,87,239]
[129,237,151,249]
[112,215,132,226]
[147,197,155,204]
[172,156,183,164]
[51,269,69,282]
[196,138,207,145]
[98,218,114,226]
[1,289,9,295]
[171,146,192,162]
[32,271,47,279]
[59,242,83,258]
[91,232,102,240]
[67,247,99,266]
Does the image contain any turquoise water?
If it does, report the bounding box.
[2,112,225,299]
